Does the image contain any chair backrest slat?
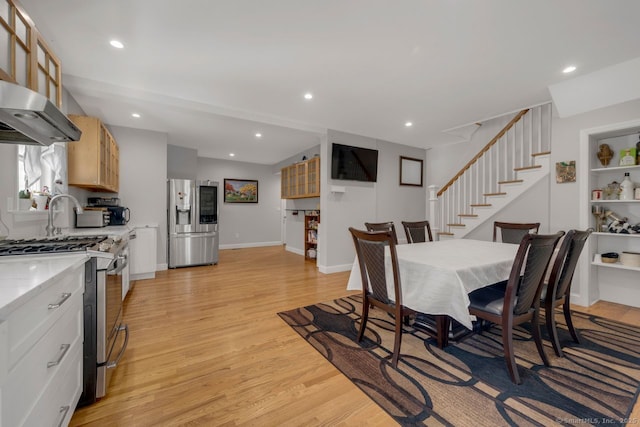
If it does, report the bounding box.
[505,232,564,315]
[350,227,401,306]
[546,228,593,302]
[358,238,390,303]
[365,221,398,244]
[401,220,433,243]
[493,221,541,244]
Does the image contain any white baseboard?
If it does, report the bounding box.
[157,263,168,271]
[220,241,283,250]
[285,245,305,256]
[132,272,156,280]
[319,263,353,274]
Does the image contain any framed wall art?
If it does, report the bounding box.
[555,161,576,183]
[399,156,423,186]
[224,179,258,203]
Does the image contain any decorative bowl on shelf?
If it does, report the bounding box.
[601,252,619,263]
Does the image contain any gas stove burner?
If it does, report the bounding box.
[0,235,112,256]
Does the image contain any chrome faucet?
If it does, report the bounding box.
[46,194,84,237]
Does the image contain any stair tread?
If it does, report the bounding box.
[438,232,454,236]
[532,151,551,157]
[458,214,478,217]
[447,223,465,227]
[470,203,492,207]
[498,179,523,184]
[514,165,542,171]
[484,192,507,196]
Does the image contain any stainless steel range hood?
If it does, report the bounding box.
[0,80,82,146]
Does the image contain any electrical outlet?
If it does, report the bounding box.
[235,232,240,238]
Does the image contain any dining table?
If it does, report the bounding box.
[346,238,520,348]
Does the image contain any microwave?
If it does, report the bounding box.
[75,208,110,228]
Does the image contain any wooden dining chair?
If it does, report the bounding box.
[541,228,593,357]
[468,231,564,384]
[364,221,398,244]
[349,227,415,368]
[401,220,433,243]
[493,221,541,244]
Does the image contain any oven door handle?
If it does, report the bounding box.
[106,324,129,369]
[108,255,128,275]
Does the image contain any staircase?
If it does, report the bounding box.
[430,103,552,239]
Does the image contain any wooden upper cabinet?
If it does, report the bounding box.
[305,156,320,197]
[0,0,63,107]
[281,157,320,199]
[35,34,62,106]
[67,115,120,193]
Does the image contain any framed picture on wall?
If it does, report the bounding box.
[224,179,258,203]
[399,156,423,186]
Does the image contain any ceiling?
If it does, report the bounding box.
[20,0,640,165]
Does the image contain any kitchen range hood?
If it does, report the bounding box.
[0,80,81,146]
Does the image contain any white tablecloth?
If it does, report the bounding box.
[346,239,519,329]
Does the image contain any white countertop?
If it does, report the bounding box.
[0,253,88,318]
[60,225,133,237]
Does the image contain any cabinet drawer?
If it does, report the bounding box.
[7,264,83,369]
[22,343,82,427]
[2,292,82,427]
[0,321,7,384]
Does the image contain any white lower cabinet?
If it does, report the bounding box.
[0,261,85,427]
[130,226,158,280]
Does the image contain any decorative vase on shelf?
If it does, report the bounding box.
[620,172,634,200]
[597,143,613,167]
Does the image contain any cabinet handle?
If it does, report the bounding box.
[48,292,72,310]
[56,405,70,427]
[47,343,71,368]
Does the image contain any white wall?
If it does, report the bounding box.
[426,114,515,192]
[318,130,427,273]
[197,157,281,248]
[109,126,168,268]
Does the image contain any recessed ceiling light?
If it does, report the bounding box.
[255,133,262,138]
[110,40,124,49]
[131,113,141,118]
[563,65,577,74]
[405,121,413,127]
[229,153,235,157]
[304,93,313,100]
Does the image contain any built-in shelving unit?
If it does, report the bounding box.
[579,119,640,308]
[304,212,320,261]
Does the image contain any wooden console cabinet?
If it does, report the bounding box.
[67,115,120,193]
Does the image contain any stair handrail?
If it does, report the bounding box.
[437,109,529,197]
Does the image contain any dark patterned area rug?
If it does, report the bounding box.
[278,295,640,426]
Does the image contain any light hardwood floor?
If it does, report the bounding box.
[70,246,639,426]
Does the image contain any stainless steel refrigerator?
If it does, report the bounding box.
[168,179,219,268]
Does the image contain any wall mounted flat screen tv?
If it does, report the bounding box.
[331,143,378,182]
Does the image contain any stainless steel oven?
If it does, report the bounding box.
[97,249,129,398]
[79,241,130,406]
